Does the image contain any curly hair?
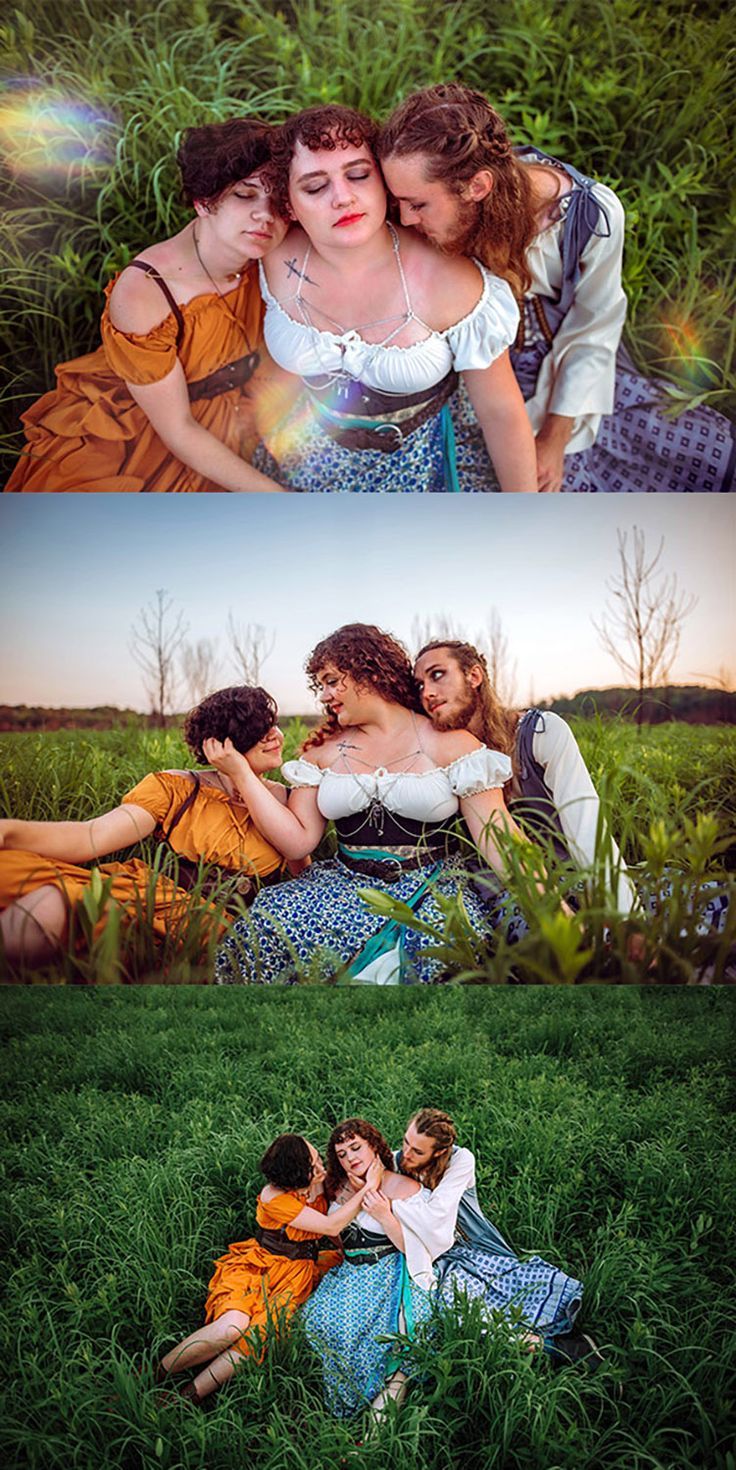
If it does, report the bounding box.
[183,685,278,763]
[266,104,380,220]
[260,1133,313,1190]
[324,1118,395,1202]
[302,624,422,751]
[377,83,536,299]
[177,117,279,210]
[415,640,519,768]
[403,1107,457,1190]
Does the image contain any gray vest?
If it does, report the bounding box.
[509,708,571,862]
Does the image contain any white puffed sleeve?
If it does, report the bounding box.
[525,181,627,452]
[281,758,323,788]
[446,268,520,370]
[447,747,512,797]
[531,712,637,914]
[393,1147,476,1267]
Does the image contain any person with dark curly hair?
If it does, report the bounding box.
[5,119,292,492]
[249,104,537,491]
[301,1118,435,1420]
[213,624,524,984]
[157,1132,382,1404]
[0,685,293,972]
[378,83,734,492]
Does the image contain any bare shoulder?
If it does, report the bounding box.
[264,226,311,297]
[109,246,179,335]
[399,227,484,328]
[382,1171,420,1201]
[423,724,482,765]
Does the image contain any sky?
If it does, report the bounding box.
[0,495,733,713]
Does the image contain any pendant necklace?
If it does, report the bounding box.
[192,225,260,389]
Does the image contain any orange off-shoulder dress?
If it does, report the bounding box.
[0,770,285,950]
[4,263,284,492]
[204,1190,339,1357]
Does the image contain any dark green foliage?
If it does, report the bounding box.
[1,987,734,1467]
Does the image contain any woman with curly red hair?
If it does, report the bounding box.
[5,119,289,492]
[213,623,521,984]
[302,1118,434,1420]
[250,103,537,491]
[0,685,292,972]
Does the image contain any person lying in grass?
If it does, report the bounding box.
[0,685,295,972]
[157,1133,381,1403]
[5,119,291,493]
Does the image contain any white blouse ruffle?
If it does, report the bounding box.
[282,747,512,823]
[259,261,519,395]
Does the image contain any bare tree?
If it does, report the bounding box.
[410,612,466,654]
[227,612,275,686]
[181,638,221,707]
[477,608,518,708]
[593,528,697,728]
[129,589,188,727]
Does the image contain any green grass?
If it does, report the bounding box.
[1,986,735,1468]
[1,0,734,472]
[1,718,734,983]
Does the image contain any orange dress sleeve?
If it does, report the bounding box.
[100,279,180,386]
[120,771,176,824]
[258,1190,328,1238]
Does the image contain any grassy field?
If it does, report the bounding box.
[1,718,734,983]
[1,0,734,473]
[1,986,734,1469]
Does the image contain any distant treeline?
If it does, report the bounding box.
[542,685,735,724]
[1,687,733,731]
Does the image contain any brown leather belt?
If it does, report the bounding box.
[254,1226,319,1261]
[188,351,260,403]
[338,848,449,881]
[311,370,458,453]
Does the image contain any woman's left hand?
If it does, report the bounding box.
[362,1188,392,1224]
[202,736,250,781]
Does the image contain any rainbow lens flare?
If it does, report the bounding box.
[661,311,716,390]
[0,81,118,183]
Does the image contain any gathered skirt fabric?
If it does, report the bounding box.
[436,1243,583,1345]
[302,1253,434,1419]
[214,854,495,984]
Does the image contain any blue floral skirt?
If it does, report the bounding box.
[436,1243,583,1346]
[302,1253,434,1419]
[252,382,499,492]
[214,855,495,985]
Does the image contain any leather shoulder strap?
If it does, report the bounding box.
[127,260,185,350]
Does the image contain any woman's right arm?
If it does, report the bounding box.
[108,269,284,493]
[127,369,285,492]
[203,738,326,860]
[289,1183,369,1237]
[0,804,155,862]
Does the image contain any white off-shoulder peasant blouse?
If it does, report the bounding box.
[259,259,520,396]
[282,747,512,823]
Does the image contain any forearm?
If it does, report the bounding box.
[379,1210,406,1253]
[230,768,319,861]
[0,810,147,863]
[163,419,285,492]
[537,413,574,451]
[318,1188,369,1236]
[481,407,538,491]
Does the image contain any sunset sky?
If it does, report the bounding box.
[0,495,733,713]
